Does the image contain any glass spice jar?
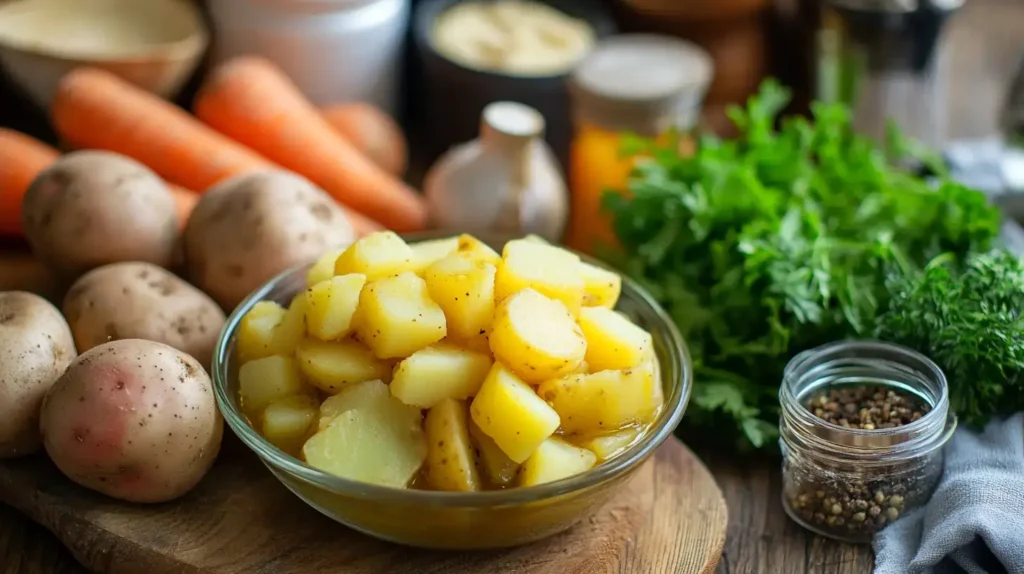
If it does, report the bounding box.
[779,340,957,544]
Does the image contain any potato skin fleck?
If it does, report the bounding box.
[182,170,355,310]
[40,339,222,503]
[21,151,178,280]
[0,291,77,458]
[63,262,226,368]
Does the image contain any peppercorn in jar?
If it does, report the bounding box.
[778,341,957,544]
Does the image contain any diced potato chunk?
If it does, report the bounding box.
[424,399,481,492]
[305,274,366,341]
[295,339,391,394]
[239,355,309,415]
[390,344,493,408]
[456,234,501,267]
[237,301,286,361]
[578,427,640,460]
[409,237,459,274]
[494,240,584,314]
[518,438,597,487]
[469,419,518,487]
[579,261,621,309]
[449,331,492,355]
[536,360,660,435]
[522,234,550,245]
[489,288,586,383]
[334,231,415,281]
[303,405,427,488]
[578,306,653,372]
[262,395,318,453]
[356,271,447,358]
[424,253,496,340]
[307,247,346,288]
[318,379,399,431]
[270,294,307,357]
[470,363,560,463]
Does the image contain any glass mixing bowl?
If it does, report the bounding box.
[211,235,692,550]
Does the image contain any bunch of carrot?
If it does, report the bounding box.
[1,56,423,238]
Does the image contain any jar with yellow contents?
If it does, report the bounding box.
[564,35,713,255]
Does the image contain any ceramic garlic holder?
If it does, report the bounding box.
[423,101,569,242]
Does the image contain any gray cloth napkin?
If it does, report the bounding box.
[873,413,1024,574]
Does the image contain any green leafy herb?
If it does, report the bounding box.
[602,80,1002,450]
[874,250,1024,427]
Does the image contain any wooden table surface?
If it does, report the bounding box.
[1,0,1020,572]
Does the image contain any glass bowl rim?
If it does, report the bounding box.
[212,238,692,507]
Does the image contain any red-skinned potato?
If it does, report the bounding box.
[0,291,76,458]
[40,340,222,503]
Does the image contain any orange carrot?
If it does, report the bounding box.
[169,185,199,231]
[322,102,408,177]
[51,67,273,192]
[0,129,59,236]
[194,57,427,232]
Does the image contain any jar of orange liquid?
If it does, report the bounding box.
[564,35,713,255]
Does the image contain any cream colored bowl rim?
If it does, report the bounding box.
[0,0,208,62]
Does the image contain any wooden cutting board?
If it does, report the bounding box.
[0,435,726,574]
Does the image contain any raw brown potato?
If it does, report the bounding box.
[183,170,355,310]
[424,399,481,492]
[488,288,586,383]
[62,262,226,368]
[21,151,178,279]
[39,340,222,503]
[0,292,76,458]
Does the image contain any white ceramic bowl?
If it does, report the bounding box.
[0,0,208,107]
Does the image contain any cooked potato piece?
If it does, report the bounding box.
[536,359,660,435]
[450,331,492,355]
[239,355,310,416]
[470,363,560,463]
[578,427,640,460]
[494,240,584,314]
[579,261,621,309]
[262,395,318,454]
[303,385,427,488]
[295,339,391,394]
[305,274,366,341]
[424,253,496,340]
[273,294,307,356]
[307,248,346,288]
[390,344,493,408]
[237,301,286,361]
[518,438,597,487]
[424,399,481,492]
[410,237,459,274]
[334,231,415,281]
[578,306,653,372]
[356,271,447,358]
[455,234,501,266]
[318,379,395,431]
[469,419,518,487]
[489,288,586,383]
[521,234,550,245]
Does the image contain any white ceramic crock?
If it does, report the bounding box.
[207,0,410,114]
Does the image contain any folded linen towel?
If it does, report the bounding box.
[873,413,1024,574]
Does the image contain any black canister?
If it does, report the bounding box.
[409,0,616,173]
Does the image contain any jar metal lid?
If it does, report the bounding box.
[568,34,713,134]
